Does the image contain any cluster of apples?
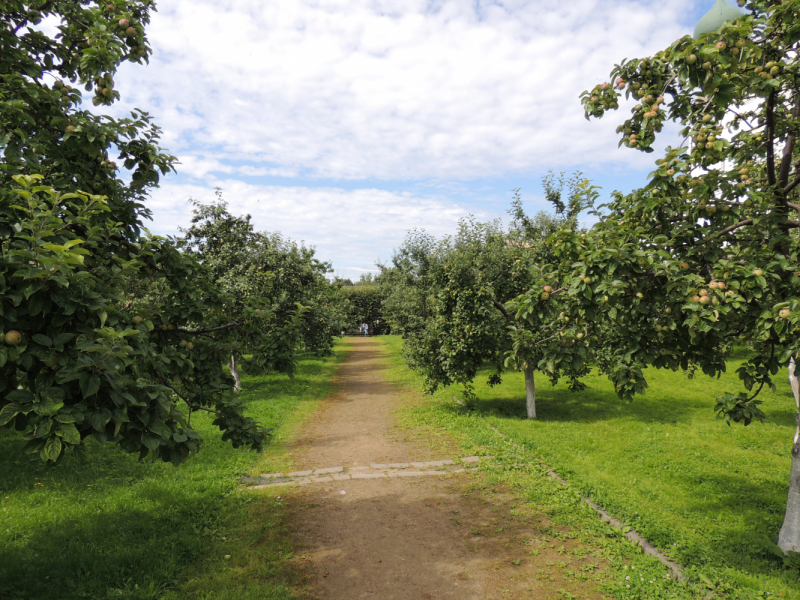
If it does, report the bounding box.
[582,81,619,119]
[52,80,76,107]
[633,93,665,120]
[752,61,781,80]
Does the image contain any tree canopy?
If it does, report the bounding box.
[0,1,338,466]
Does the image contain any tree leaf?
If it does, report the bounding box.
[42,436,62,462]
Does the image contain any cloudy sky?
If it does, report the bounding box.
[106,0,720,279]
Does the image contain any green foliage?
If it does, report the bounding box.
[338,283,388,334]
[384,180,597,398]
[1,0,174,210]
[0,2,306,464]
[563,0,800,415]
[178,192,342,358]
[1,175,288,464]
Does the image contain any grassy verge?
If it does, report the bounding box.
[0,340,349,600]
[378,335,798,600]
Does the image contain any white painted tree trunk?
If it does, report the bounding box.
[228,354,242,392]
[524,364,536,420]
[778,356,800,553]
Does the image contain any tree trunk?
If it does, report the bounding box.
[228,354,242,392]
[524,364,536,419]
[778,357,800,553]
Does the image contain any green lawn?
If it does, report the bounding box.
[379,335,799,599]
[0,341,348,600]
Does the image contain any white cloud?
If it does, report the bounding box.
[111,0,696,182]
[89,0,711,275]
[146,180,490,279]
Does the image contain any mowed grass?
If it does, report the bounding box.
[378,335,799,599]
[0,340,349,600]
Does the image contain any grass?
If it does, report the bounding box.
[378,335,799,600]
[0,339,349,600]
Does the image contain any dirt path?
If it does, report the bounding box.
[269,337,608,599]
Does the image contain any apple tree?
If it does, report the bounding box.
[0,1,282,464]
[558,0,800,552]
[387,181,596,416]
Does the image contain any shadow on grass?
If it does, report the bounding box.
[0,432,165,494]
[664,469,798,585]
[0,488,220,600]
[465,386,694,426]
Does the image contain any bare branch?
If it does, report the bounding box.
[157,377,226,418]
[717,219,754,237]
[175,322,242,335]
[492,300,510,318]
[778,92,800,189]
[766,91,777,186]
[533,334,561,348]
[785,176,800,196]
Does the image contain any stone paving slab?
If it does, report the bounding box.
[287,469,314,477]
[314,466,344,474]
[244,456,493,489]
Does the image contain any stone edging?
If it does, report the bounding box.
[482,421,685,581]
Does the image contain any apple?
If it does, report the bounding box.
[699,296,711,304]
[119,18,129,28]
[187,342,194,350]
[716,41,726,50]
[687,54,697,64]
[576,332,584,339]
[583,276,591,284]
[699,289,708,296]
[542,292,550,300]
[44,354,58,368]
[691,295,701,303]
[655,325,662,332]
[736,38,746,47]
[665,307,672,314]
[753,269,763,277]
[679,262,690,270]
[179,340,188,348]
[709,281,718,289]
[4,330,22,345]
[717,282,726,289]
[126,26,136,36]
[636,292,644,299]
[133,316,143,324]
[543,285,553,293]
[779,309,792,319]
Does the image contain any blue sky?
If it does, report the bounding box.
[103,0,727,279]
